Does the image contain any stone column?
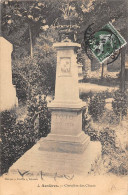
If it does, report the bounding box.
[39,41,90,153]
[0,37,18,112]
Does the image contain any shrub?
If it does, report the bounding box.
[0,95,51,175]
[88,93,105,121]
[99,125,128,175]
[12,32,56,101]
[27,95,51,137]
[12,73,28,101]
[0,110,39,175]
[1,109,16,130]
[1,110,17,175]
[99,127,116,155]
[112,90,128,119]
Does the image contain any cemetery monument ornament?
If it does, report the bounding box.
[39,17,90,153]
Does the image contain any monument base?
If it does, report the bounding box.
[39,132,90,153]
[39,101,89,153]
[8,140,101,177]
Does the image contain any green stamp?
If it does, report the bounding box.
[88,22,127,63]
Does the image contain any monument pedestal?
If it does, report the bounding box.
[39,133,89,153]
[39,105,90,153]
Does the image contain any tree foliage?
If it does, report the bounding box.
[1,0,62,58]
[1,0,128,97]
[1,0,127,57]
[12,29,57,99]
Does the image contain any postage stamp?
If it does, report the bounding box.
[86,22,127,63]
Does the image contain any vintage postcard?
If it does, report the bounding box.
[0,0,128,194]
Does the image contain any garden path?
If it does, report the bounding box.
[79,83,118,94]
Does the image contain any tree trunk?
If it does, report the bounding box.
[101,63,104,79]
[120,47,126,92]
[29,24,33,58]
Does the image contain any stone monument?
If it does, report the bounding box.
[8,27,101,176]
[0,37,18,112]
[39,39,90,153]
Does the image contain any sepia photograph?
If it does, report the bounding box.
[0,0,128,194]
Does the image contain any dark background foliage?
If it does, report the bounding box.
[0,96,51,175]
[112,90,128,118]
[88,93,106,121]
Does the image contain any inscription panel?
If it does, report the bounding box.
[59,57,71,77]
[51,112,81,134]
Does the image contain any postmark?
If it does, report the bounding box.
[84,22,127,64]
